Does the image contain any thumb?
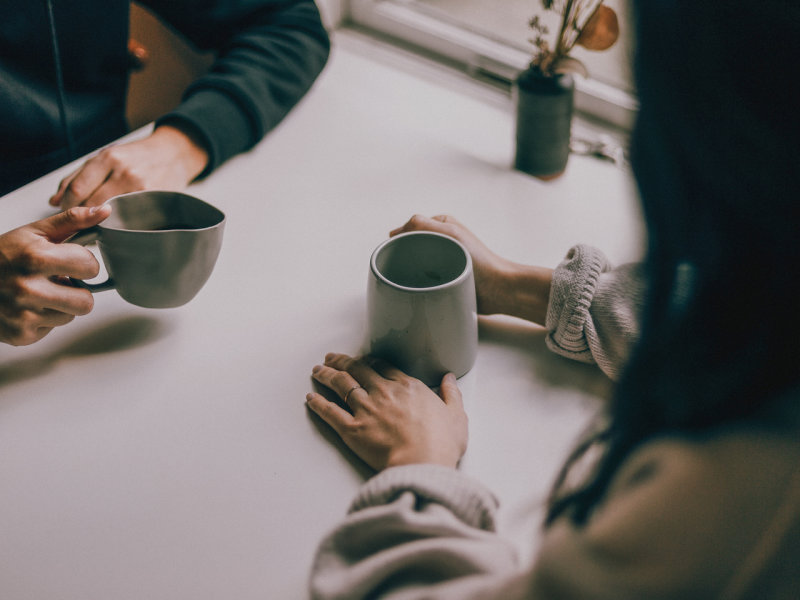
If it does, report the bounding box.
[439,372,463,410]
[34,205,112,243]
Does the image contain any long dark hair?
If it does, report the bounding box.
[547,1,800,525]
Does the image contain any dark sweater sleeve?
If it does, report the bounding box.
[142,0,330,176]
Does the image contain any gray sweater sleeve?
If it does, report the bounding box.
[545,244,645,380]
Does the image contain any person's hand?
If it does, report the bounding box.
[49,125,209,210]
[0,205,111,346]
[306,353,468,471]
[391,214,517,315]
[391,214,553,324]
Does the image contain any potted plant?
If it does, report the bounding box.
[514,0,619,179]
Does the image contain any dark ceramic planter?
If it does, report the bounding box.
[513,68,574,179]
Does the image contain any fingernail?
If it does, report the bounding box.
[312,365,322,374]
[324,353,335,362]
[305,393,314,402]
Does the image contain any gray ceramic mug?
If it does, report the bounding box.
[69,191,225,308]
[367,231,478,386]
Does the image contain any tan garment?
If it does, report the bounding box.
[310,426,800,599]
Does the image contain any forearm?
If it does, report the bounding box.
[489,263,553,326]
[487,245,644,379]
[147,0,331,174]
[310,465,521,599]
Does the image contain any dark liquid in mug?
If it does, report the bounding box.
[150,223,202,231]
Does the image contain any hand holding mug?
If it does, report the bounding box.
[0,206,111,346]
[391,215,553,326]
[306,353,468,471]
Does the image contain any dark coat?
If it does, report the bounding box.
[0,0,330,195]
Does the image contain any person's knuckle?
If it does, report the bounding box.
[373,380,392,396]
[399,377,419,392]
[102,146,122,164]
[12,278,36,304]
[343,356,362,372]
[345,419,367,437]
[113,161,145,186]
[331,371,351,387]
[408,214,426,229]
[17,309,40,330]
[62,206,83,224]
[15,247,44,274]
[65,178,92,201]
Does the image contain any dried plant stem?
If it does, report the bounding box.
[564,0,602,54]
[555,0,576,57]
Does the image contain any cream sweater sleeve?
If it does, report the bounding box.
[310,464,521,600]
[545,245,646,379]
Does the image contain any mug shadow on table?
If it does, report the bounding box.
[0,315,171,389]
[478,315,613,401]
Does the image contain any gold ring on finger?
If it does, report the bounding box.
[343,385,364,406]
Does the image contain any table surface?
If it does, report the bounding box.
[0,31,644,600]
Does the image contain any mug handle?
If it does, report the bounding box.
[66,226,115,293]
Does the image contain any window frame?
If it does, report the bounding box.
[347,0,638,130]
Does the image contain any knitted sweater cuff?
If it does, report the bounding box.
[545,244,611,363]
[350,464,500,532]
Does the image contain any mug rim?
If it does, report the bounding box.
[370,231,473,293]
[98,190,226,233]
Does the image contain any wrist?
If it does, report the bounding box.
[492,263,553,325]
[385,443,463,470]
[152,124,209,182]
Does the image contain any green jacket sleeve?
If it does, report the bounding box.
[143,0,330,176]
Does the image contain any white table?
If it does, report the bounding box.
[0,31,644,600]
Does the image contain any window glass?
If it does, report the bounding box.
[402,0,634,93]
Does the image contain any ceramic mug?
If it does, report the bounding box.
[68,190,225,308]
[367,231,478,386]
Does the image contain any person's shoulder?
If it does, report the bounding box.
[569,424,800,594]
[614,423,800,513]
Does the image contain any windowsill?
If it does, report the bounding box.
[332,26,631,167]
[345,0,637,132]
